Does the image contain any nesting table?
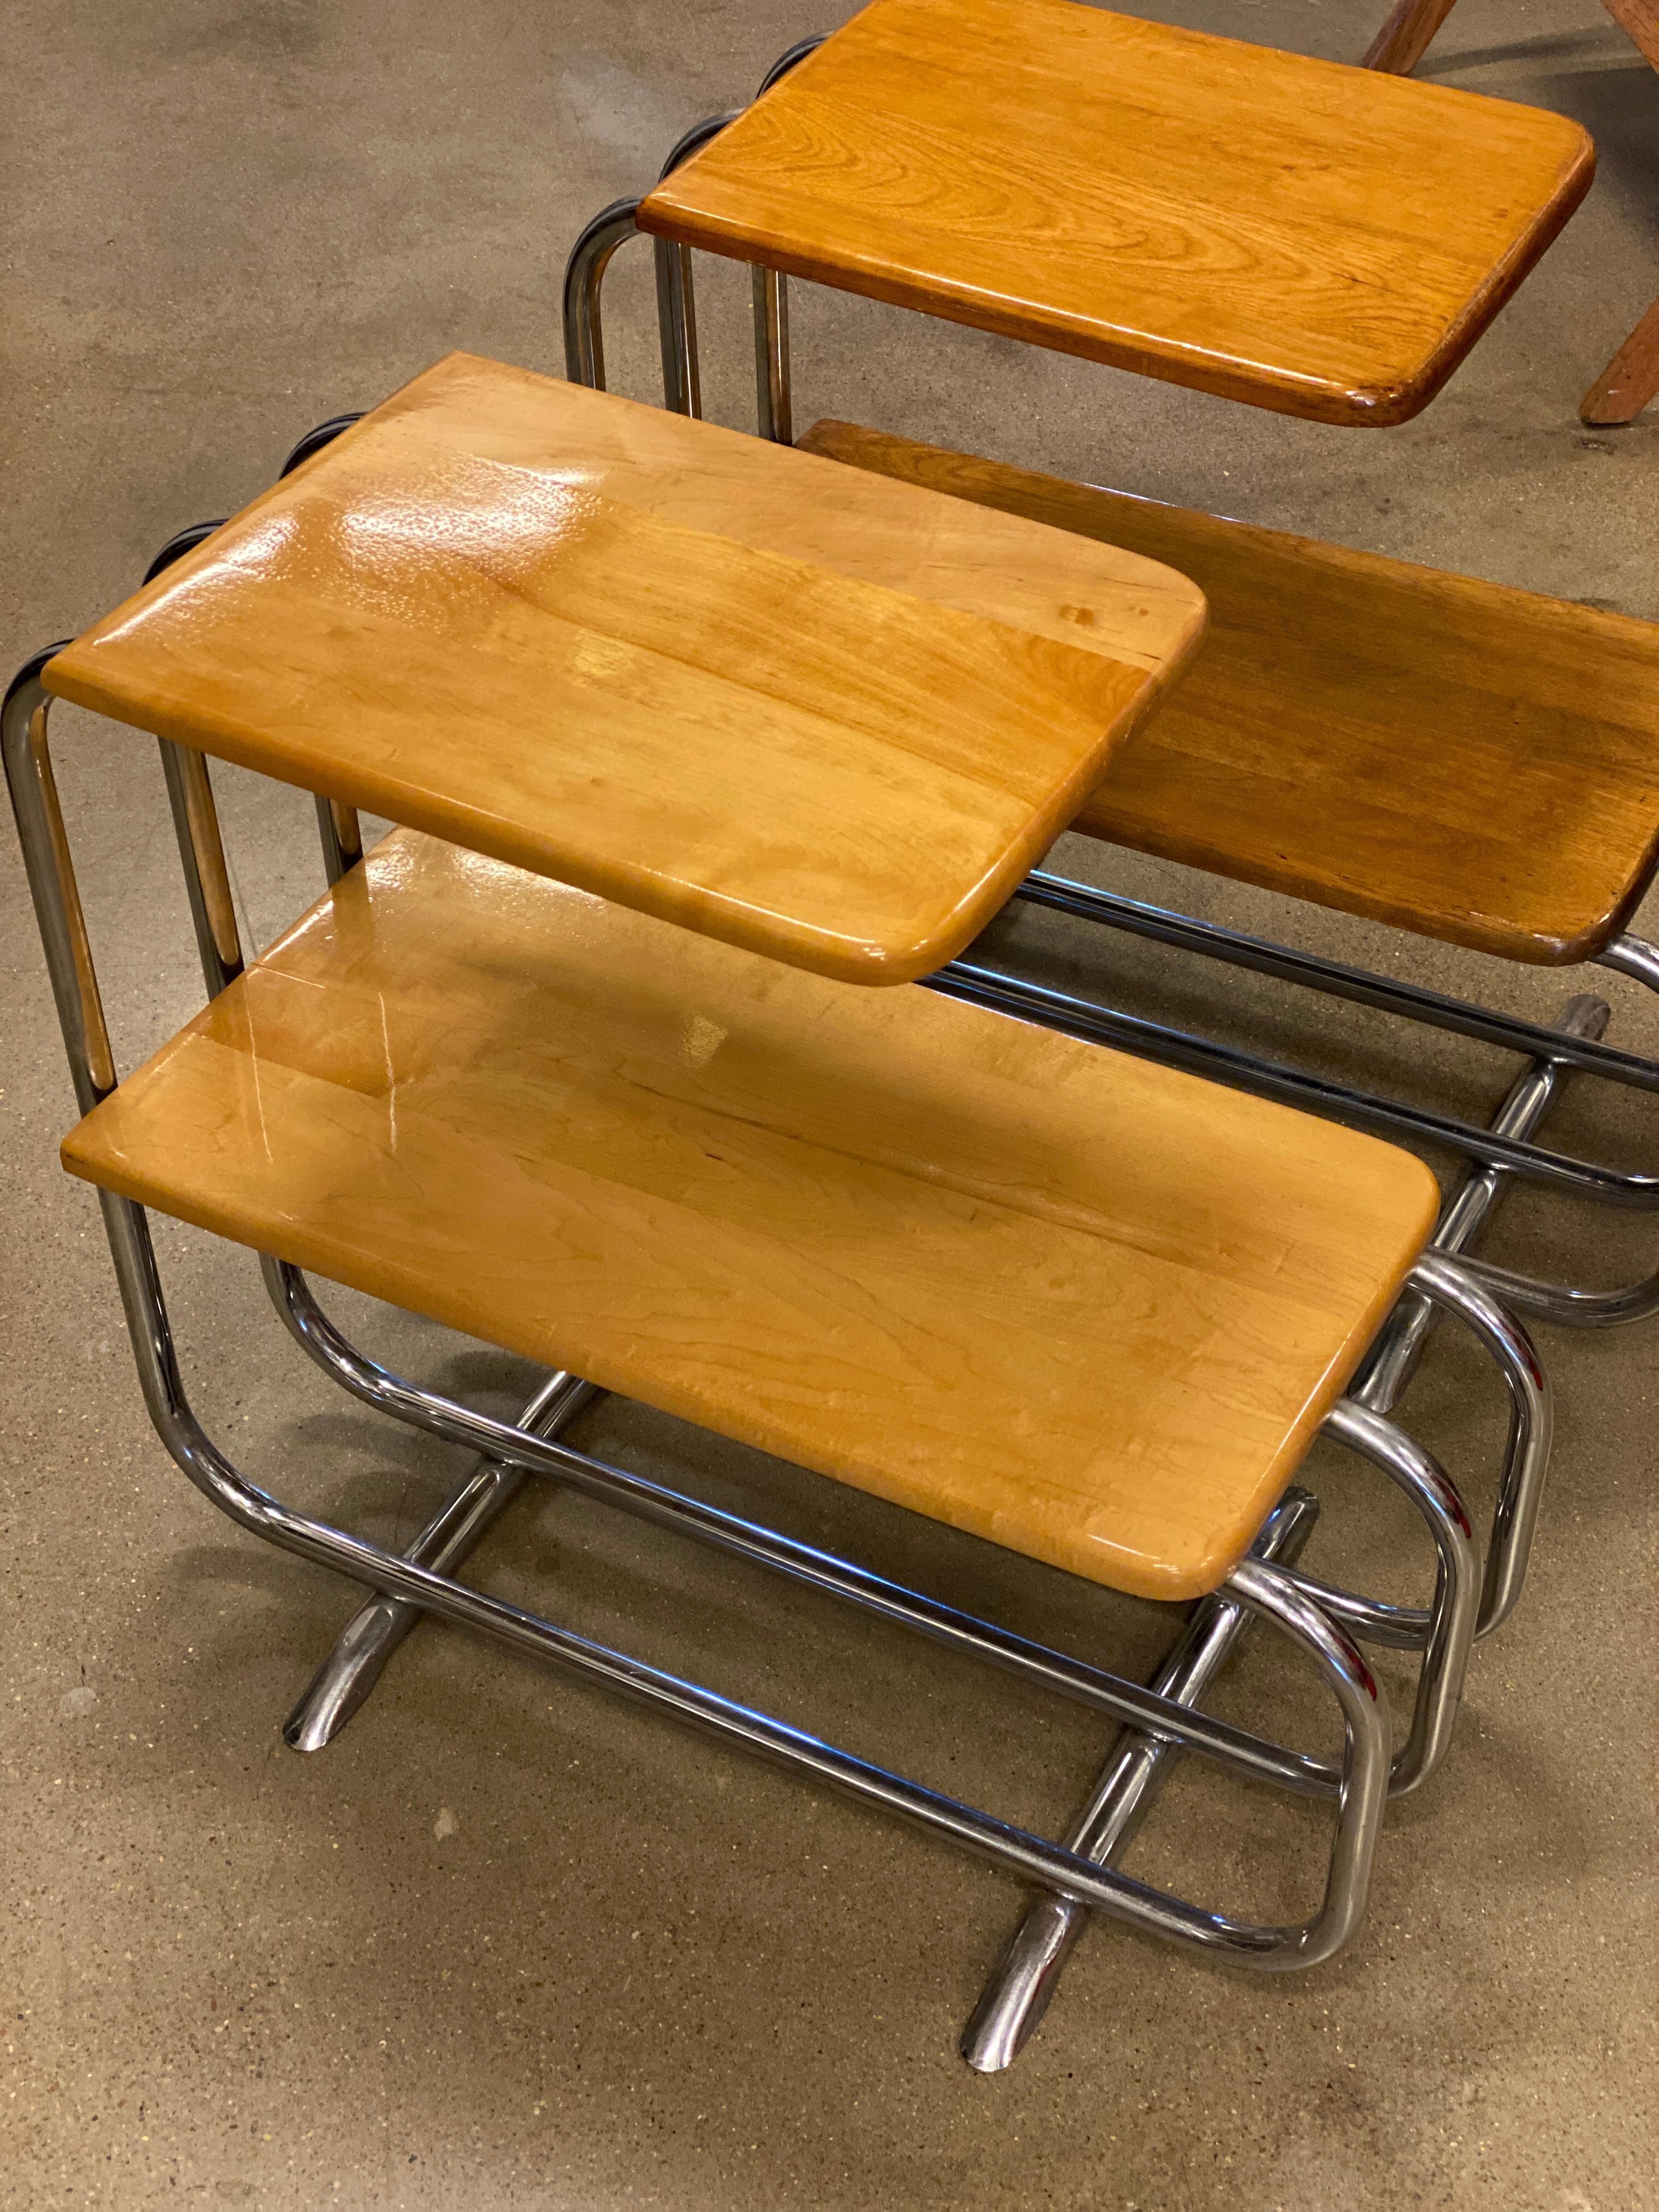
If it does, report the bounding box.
[7,353,1553,2072]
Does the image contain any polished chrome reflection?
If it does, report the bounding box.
[562,197,644,391]
[313,794,364,887]
[262,1261,1340,1798]
[284,1369,600,1750]
[962,1488,1320,2073]
[652,114,741,417]
[4,656,113,1114]
[1351,995,1609,1409]
[753,266,792,443]
[924,954,1659,1207]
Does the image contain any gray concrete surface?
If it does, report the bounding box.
[3,1,1657,2204]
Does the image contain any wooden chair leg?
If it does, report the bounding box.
[1362,0,1462,72]
[1580,296,1659,425]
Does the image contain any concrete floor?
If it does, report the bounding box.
[4,0,1658,2204]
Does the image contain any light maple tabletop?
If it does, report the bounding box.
[639,0,1595,427]
[63,828,1439,1601]
[41,352,1206,987]
[801,417,1659,965]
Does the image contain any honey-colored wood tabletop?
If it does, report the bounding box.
[801,418,1659,963]
[42,352,1205,986]
[640,0,1594,427]
[64,828,1437,1601]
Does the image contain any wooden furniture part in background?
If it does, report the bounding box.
[799,418,1659,964]
[63,826,1438,1603]
[42,351,1205,988]
[1364,0,1659,424]
[640,0,1595,427]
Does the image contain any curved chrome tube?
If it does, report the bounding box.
[745,35,827,439]
[284,1368,600,1750]
[1465,1252,1659,1329]
[2,662,111,1116]
[143,518,226,585]
[650,111,744,419]
[1304,1257,1551,1649]
[757,32,827,94]
[262,1259,1347,1799]
[561,195,644,391]
[1409,1251,1552,1634]
[961,1488,1322,2071]
[111,1201,1395,1972]
[1595,932,1659,994]
[593,73,817,438]
[280,412,363,478]
[1304,1399,1476,1797]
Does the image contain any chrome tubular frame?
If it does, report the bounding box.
[0,332,1551,2051]
[560,39,824,439]
[281,1367,601,1752]
[261,1252,1480,1802]
[70,443,1549,1805]
[7,659,1404,1985]
[965,1492,1323,2073]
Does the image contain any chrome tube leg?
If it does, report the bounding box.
[1453,935,1659,1327]
[262,1261,1346,1797]
[87,1192,1395,1966]
[654,238,702,416]
[752,265,792,442]
[1311,1400,1478,1795]
[283,1370,601,1752]
[561,197,644,390]
[962,1488,1320,2073]
[1352,994,1608,1410]
[313,794,364,887]
[1407,1252,1553,1637]
[156,742,245,994]
[145,517,357,900]
[648,112,742,419]
[1222,1561,1390,1962]
[3,657,115,1116]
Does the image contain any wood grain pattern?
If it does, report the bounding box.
[62,829,1438,1601]
[800,418,1659,964]
[639,0,1595,427]
[42,353,1204,987]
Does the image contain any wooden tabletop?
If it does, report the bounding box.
[802,417,1659,964]
[64,828,1438,1601]
[42,352,1204,986]
[640,0,1595,427]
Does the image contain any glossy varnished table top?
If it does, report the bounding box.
[64,830,1438,1601]
[43,352,1206,985]
[802,418,1659,965]
[640,0,1595,427]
